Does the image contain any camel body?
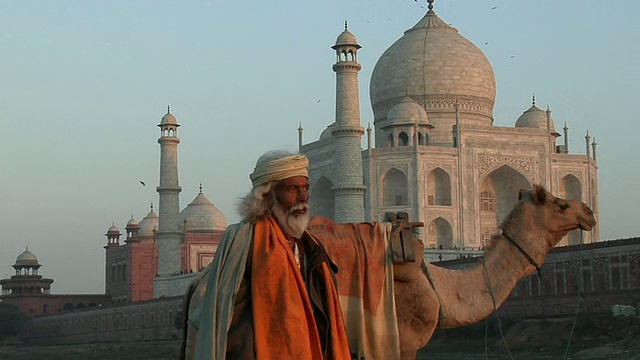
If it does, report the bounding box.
[182,185,596,359]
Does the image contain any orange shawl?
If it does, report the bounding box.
[252,217,351,360]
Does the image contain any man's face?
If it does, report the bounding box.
[272,176,310,238]
[274,176,309,213]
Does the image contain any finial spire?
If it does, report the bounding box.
[167,105,171,114]
[427,0,434,11]
[150,202,154,211]
[532,94,536,106]
[199,183,203,193]
[344,20,348,30]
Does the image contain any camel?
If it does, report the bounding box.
[180,185,595,359]
[390,185,596,359]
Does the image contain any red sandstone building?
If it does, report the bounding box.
[103,187,225,304]
[0,248,109,316]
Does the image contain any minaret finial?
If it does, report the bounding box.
[150,202,154,211]
[532,94,536,106]
[344,20,348,30]
[199,183,203,193]
[427,0,434,11]
[167,105,171,114]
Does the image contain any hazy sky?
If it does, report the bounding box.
[1,0,638,294]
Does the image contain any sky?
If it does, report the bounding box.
[1,0,638,294]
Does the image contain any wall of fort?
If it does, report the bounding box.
[17,238,640,345]
[19,296,182,345]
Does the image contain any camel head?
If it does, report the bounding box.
[501,185,596,247]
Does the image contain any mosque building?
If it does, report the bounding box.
[301,1,600,250]
[103,108,227,301]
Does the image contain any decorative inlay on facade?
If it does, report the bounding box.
[309,167,334,185]
[477,154,534,180]
[378,163,409,176]
[466,140,546,153]
[426,211,454,225]
[424,163,453,174]
[373,94,493,118]
[331,128,365,137]
[557,170,583,181]
[332,186,367,194]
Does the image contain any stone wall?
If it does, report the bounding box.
[17,238,640,345]
[19,296,182,345]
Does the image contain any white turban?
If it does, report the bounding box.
[249,155,309,188]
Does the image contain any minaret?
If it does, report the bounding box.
[563,122,569,153]
[331,21,366,223]
[154,106,182,297]
[585,131,592,158]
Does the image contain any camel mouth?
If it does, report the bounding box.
[578,217,596,231]
[579,223,594,231]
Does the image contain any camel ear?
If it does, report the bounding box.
[532,184,547,204]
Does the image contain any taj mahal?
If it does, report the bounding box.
[126,1,600,300]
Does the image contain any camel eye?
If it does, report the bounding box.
[556,199,570,211]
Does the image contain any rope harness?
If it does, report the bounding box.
[502,232,543,279]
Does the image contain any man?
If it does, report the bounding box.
[182,150,353,360]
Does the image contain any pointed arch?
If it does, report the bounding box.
[310,176,335,219]
[480,165,530,228]
[426,168,451,206]
[427,217,452,249]
[561,175,582,245]
[398,132,409,146]
[382,168,408,206]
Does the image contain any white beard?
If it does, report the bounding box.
[272,202,310,239]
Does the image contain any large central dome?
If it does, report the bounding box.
[370,6,496,145]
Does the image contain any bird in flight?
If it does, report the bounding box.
[139,181,146,186]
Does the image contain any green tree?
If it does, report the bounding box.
[0,304,28,340]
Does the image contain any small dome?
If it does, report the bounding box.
[138,209,159,237]
[180,191,227,232]
[15,248,39,266]
[384,96,431,127]
[106,225,120,235]
[319,123,335,140]
[126,217,139,228]
[333,28,360,48]
[515,103,556,132]
[159,107,180,126]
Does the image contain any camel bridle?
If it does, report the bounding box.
[502,232,543,279]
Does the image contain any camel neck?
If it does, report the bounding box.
[502,231,543,278]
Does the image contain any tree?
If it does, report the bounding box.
[0,304,28,340]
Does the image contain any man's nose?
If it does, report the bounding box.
[298,188,309,202]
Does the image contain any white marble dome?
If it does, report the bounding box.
[138,209,159,237]
[515,103,556,132]
[15,248,39,266]
[159,107,179,126]
[370,7,496,126]
[334,27,360,48]
[180,191,227,232]
[385,96,430,127]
